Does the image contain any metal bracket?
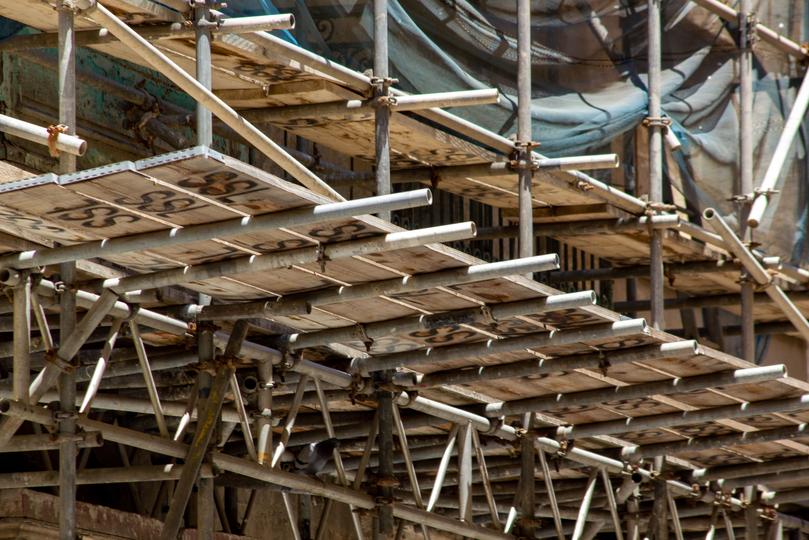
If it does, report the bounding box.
[315,244,328,273]
[739,13,759,48]
[121,302,141,323]
[370,76,398,90]
[44,349,76,373]
[642,116,672,131]
[374,95,397,108]
[479,304,496,324]
[354,323,374,352]
[754,187,780,197]
[55,0,97,13]
[53,409,78,422]
[728,193,753,204]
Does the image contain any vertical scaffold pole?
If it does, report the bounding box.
[739,0,756,363]
[196,0,212,146]
[647,0,664,330]
[374,0,391,220]
[58,2,77,537]
[517,0,534,267]
[518,413,536,536]
[375,372,395,536]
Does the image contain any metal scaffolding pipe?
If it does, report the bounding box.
[485,364,785,417]
[85,3,343,200]
[615,290,809,313]
[0,189,432,271]
[3,399,508,539]
[353,318,649,374]
[719,467,809,490]
[28,278,189,336]
[516,0,533,263]
[562,389,809,439]
[767,487,809,506]
[413,340,698,388]
[373,0,391,224]
[388,156,619,187]
[545,260,740,284]
[57,14,78,530]
[689,0,809,59]
[398,392,517,441]
[214,14,295,33]
[78,320,123,414]
[747,68,809,228]
[475,215,677,241]
[692,455,809,482]
[160,363,231,540]
[243,26,650,218]
[244,89,499,123]
[738,0,756,365]
[129,322,169,438]
[0,388,245,424]
[0,463,216,490]
[546,169,649,215]
[275,254,559,313]
[647,0,665,330]
[0,432,102,454]
[3,13,296,48]
[97,221,475,293]
[281,291,596,351]
[393,89,500,111]
[703,208,809,342]
[571,472,598,540]
[12,274,30,403]
[621,422,809,461]
[0,113,86,157]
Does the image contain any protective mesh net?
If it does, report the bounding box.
[276,0,809,266]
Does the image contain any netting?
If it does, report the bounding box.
[279,0,809,266]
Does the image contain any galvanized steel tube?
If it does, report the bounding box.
[354,318,649,374]
[86,3,343,200]
[99,221,476,293]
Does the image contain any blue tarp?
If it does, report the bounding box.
[289,0,809,265]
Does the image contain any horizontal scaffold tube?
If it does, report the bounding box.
[0,432,103,453]
[0,15,296,50]
[718,467,809,490]
[412,340,699,388]
[692,455,809,482]
[621,422,809,461]
[703,208,809,342]
[95,222,476,293]
[0,463,214,489]
[85,3,342,200]
[352,318,649,374]
[238,254,561,315]
[485,364,786,417]
[690,0,809,59]
[578,390,809,440]
[475,215,678,241]
[280,291,596,351]
[0,389,245,424]
[243,89,500,123]
[0,113,86,156]
[558,389,809,440]
[243,30,652,215]
[0,400,509,540]
[0,189,432,271]
[388,157,620,186]
[545,259,739,284]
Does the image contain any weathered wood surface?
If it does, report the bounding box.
[0,1,808,475]
[0,148,806,470]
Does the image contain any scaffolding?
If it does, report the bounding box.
[0,0,806,539]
